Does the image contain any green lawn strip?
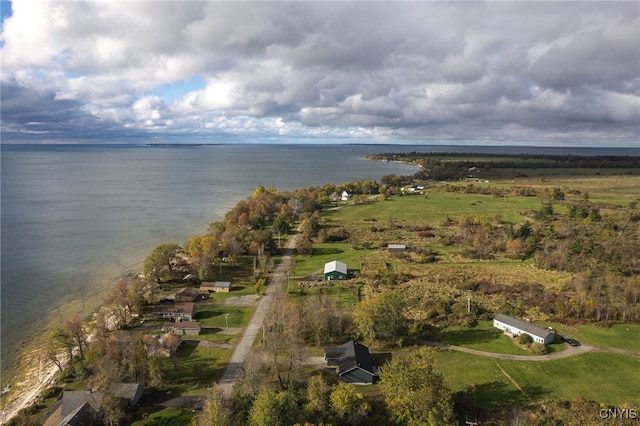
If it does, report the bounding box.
[432,350,640,407]
[204,284,255,303]
[196,304,254,328]
[131,408,194,426]
[539,323,640,352]
[441,321,532,356]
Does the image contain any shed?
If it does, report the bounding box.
[200,281,232,293]
[324,260,348,281]
[387,243,406,253]
[493,313,555,345]
[324,340,375,384]
[163,321,202,336]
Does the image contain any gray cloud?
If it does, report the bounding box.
[1,1,638,145]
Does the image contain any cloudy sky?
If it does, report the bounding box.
[1,1,639,146]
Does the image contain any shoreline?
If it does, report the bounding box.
[0,274,133,422]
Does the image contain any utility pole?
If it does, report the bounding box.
[224,313,230,342]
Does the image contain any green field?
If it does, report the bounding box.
[433,350,640,407]
[325,193,538,224]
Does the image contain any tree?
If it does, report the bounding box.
[330,383,371,425]
[262,300,307,391]
[45,329,72,372]
[101,392,125,426]
[64,316,88,361]
[353,291,406,347]
[247,389,298,426]
[144,243,183,284]
[379,348,455,426]
[305,375,331,420]
[194,385,232,426]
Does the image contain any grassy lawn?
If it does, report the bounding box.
[131,408,194,426]
[441,321,532,356]
[538,322,640,352]
[196,304,254,328]
[161,341,229,392]
[294,243,374,276]
[325,193,537,224]
[432,350,640,407]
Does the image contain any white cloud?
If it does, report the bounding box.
[1,1,638,145]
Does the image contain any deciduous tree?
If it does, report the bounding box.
[379,348,455,426]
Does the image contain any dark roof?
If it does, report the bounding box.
[60,402,99,426]
[61,390,104,419]
[494,313,554,339]
[324,340,373,375]
[110,383,143,406]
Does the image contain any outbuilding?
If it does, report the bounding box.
[163,321,202,335]
[324,260,348,281]
[200,281,232,293]
[387,243,407,253]
[493,313,555,345]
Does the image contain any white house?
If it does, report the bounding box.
[493,313,555,345]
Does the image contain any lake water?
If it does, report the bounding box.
[1,143,637,380]
[0,143,422,379]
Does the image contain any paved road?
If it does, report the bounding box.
[420,340,640,361]
[218,233,299,394]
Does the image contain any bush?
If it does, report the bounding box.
[530,342,547,354]
[517,333,533,345]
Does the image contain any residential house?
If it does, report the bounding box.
[163,321,202,335]
[324,260,348,281]
[493,313,555,345]
[324,340,376,384]
[200,281,232,293]
[152,302,197,322]
[174,287,199,302]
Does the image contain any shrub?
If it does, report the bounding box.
[530,342,547,355]
[517,333,533,345]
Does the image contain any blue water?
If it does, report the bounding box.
[1,143,637,379]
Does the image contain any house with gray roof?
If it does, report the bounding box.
[493,313,555,345]
[324,340,376,384]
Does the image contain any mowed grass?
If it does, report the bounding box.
[538,323,640,352]
[131,408,194,426]
[325,193,538,224]
[161,341,229,392]
[294,243,374,276]
[441,321,535,356]
[432,350,640,407]
[196,304,254,328]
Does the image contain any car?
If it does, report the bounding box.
[561,335,581,346]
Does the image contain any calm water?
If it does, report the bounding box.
[0,143,421,378]
[1,143,637,379]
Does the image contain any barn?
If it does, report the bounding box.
[324,260,348,281]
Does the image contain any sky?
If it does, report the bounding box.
[1,1,639,146]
